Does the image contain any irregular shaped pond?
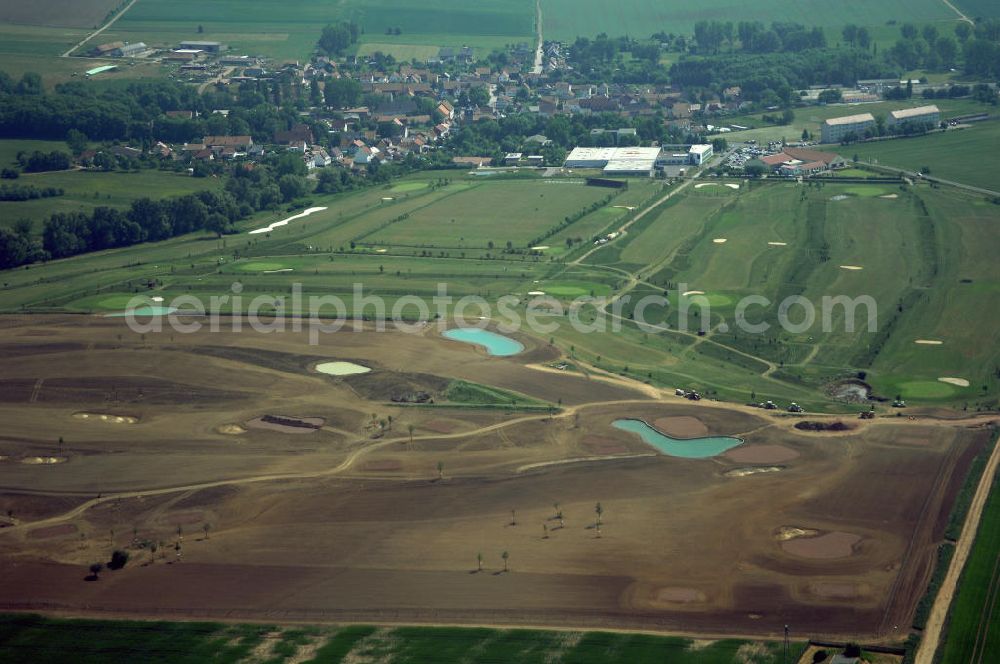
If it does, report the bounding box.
[612,419,742,458]
[442,328,524,357]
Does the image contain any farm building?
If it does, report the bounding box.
[115,42,147,57]
[888,104,940,128]
[821,113,876,143]
[179,41,226,53]
[564,147,662,176]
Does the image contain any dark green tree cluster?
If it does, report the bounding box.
[17,150,71,173]
[0,219,45,270]
[318,22,360,56]
[0,184,64,201]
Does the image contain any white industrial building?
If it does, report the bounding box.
[888,105,940,128]
[655,144,714,166]
[564,147,662,175]
[821,113,876,143]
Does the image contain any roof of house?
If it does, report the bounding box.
[890,104,940,120]
[203,135,252,147]
[760,153,790,166]
[824,113,875,126]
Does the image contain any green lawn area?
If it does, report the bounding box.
[846,122,1000,192]
[104,0,533,61]
[936,464,1000,664]
[0,614,804,663]
[0,166,224,233]
[363,180,615,249]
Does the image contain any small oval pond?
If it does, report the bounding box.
[612,419,742,458]
[442,328,524,356]
[315,361,371,376]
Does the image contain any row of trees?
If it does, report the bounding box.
[0,184,63,201]
[693,20,827,54]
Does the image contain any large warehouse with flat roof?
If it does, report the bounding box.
[564,147,662,175]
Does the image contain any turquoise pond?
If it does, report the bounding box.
[442,328,524,356]
[612,419,742,458]
[104,306,178,317]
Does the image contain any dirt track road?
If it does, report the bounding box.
[915,427,1000,664]
[62,0,141,57]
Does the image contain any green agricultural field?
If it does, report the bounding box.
[0,0,121,29]
[362,180,616,249]
[847,122,1000,193]
[0,614,803,663]
[103,0,533,62]
[0,166,224,233]
[936,469,1000,664]
[540,0,955,41]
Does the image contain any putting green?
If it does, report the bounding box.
[897,380,955,399]
[239,262,288,272]
[844,185,888,198]
[544,282,612,298]
[96,295,146,310]
[390,182,428,193]
[683,293,734,307]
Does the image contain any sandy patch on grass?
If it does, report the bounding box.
[725,183,740,189]
[767,241,787,246]
[725,466,784,477]
[262,268,293,273]
[781,531,861,559]
[73,412,137,424]
[375,248,387,253]
[249,207,327,235]
[713,238,728,244]
[20,456,67,465]
[724,444,799,464]
[652,416,709,438]
[612,205,636,210]
[530,245,549,250]
[217,424,247,435]
[880,194,898,199]
[682,290,705,297]
[938,377,970,387]
[776,526,819,541]
[528,290,546,296]
[694,183,717,188]
[151,296,164,302]
[915,339,943,345]
[839,265,863,270]
[381,197,394,201]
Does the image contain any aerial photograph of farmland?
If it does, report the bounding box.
[0,1,998,663]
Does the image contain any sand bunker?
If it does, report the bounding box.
[915,339,943,345]
[694,183,717,188]
[713,238,728,244]
[73,412,137,424]
[776,526,819,541]
[767,241,787,246]
[246,415,325,434]
[725,183,740,189]
[810,582,868,599]
[151,296,164,302]
[217,424,247,435]
[528,291,546,296]
[655,587,706,603]
[725,466,783,477]
[724,444,799,464]
[249,207,327,235]
[781,531,862,559]
[262,268,293,274]
[21,456,67,465]
[381,197,394,201]
[316,361,371,376]
[682,290,705,297]
[530,245,549,250]
[839,265,863,270]
[612,205,636,210]
[830,194,849,201]
[652,416,709,438]
[938,377,970,387]
[880,194,898,199]
[376,248,388,253]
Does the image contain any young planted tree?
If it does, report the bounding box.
[477,551,483,572]
[542,523,549,539]
[202,523,211,540]
[501,550,509,572]
[89,562,103,580]
[149,541,158,564]
[407,424,415,447]
[595,502,603,527]
[510,509,516,526]
[437,461,444,480]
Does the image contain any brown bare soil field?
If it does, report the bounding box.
[0,0,120,28]
[0,315,991,640]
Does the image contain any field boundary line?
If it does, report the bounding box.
[940,0,975,25]
[916,428,1000,664]
[62,0,142,58]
